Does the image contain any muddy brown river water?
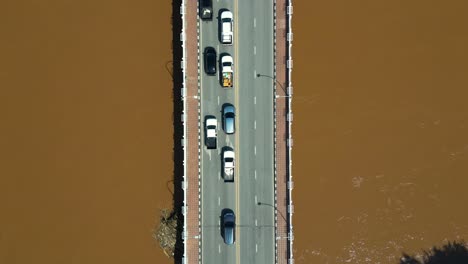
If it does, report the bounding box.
[293,1,468,263]
[1,1,468,264]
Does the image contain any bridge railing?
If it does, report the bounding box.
[273,0,294,263]
[180,1,188,264]
[286,1,294,264]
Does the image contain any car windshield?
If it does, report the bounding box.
[224,213,234,226]
[202,0,211,7]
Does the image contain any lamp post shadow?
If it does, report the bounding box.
[257,201,287,223]
[256,73,289,97]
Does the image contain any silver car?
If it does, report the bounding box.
[223,104,235,134]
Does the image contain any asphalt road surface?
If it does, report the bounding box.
[200,1,275,264]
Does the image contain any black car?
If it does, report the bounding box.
[204,47,217,75]
[200,0,213,20]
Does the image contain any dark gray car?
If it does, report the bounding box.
[222,209,235,245]
[204,47,216,75]
[200,0,213,20]
[223,104,235,134]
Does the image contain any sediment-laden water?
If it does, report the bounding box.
[1,1,468,264]
[293,1,468,263]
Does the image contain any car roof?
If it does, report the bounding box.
[221,55,233,64]
[221,11,233,19]
[224,150,234,158]
[223,105,235,114]
[206,118,217,126]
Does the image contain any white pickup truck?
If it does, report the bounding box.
[220,11,233,45]
[221,55,233,88]
[223,149,235,182]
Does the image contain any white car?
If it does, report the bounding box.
[223,149,235,182]
[205,116,217,149]
[220,10,233,45]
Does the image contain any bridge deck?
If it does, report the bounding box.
[182,1,292,263]
[183,0,201,263]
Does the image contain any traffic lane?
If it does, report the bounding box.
[246,0,276,263]
[200,0,234,111]
[200,73,238,264]
[236,1,262,263]
[200,0,232,44]
[199,1,236,263]
[239,105,275,264]
[199,123,225,264]
[254,205,276,263]
[200,130,237,264]
[252,1,276,262]
[202,219,237,264]
[236,98,258,264]
[200,92,238,263]
[200,68,237,264]
[253,101,275,264]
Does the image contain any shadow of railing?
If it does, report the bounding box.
[170,0,184,263]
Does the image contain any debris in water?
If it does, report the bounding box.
[153,209,178,258]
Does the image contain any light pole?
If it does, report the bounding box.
[256,73,291,98]
[257,202,289,240]
[257,202,287,222]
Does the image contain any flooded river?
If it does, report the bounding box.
[1,0,468,264]
[0,0,174,263]
[293,1,468,263]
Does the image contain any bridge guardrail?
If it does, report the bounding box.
[273,0,294,263]
[286,1,294,264]
[180,1,188,264]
